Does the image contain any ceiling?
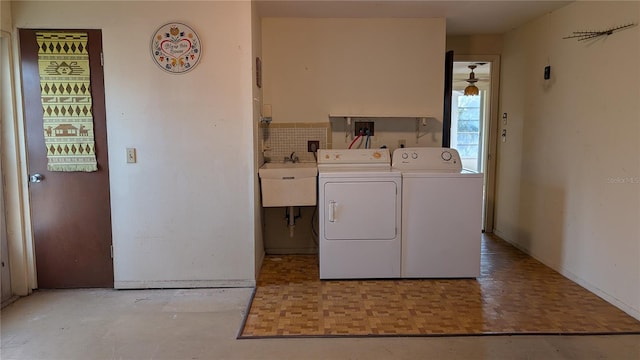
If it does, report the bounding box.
[256,0,572,35]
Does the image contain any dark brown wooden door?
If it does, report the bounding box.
[19,29,113,288]
[442,50,454,148]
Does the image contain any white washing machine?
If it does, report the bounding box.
[392,147,483,278]
[318,149,402,279]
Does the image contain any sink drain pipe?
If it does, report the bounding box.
[288,206,295,237]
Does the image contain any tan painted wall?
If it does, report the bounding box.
[447,34,503,55]
[262,18,446,151]
[1,1,11,33]
[11,1,257,288]
[495,1,640,319]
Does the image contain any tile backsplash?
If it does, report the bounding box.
[260,123,330,163]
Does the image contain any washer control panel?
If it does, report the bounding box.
[392,147,462,171]
[318,148,391,164]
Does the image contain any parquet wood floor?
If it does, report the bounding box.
[239,234,640,338]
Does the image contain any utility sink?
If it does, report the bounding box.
[258,162,317,207]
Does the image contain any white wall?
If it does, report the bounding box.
[251,1,265,278]
[262,18,446,151]
[11,1,257,288]
[495,1,640,319]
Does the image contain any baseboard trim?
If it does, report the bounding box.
[114,279,256,289]
[1,295,20,309]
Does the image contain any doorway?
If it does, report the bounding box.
[451,56,500,233]
[19,29,113,288]
[1,155,12,303]
[1,32,14,303]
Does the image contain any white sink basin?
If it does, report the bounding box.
[258,162,318,207]
[258,162,318,179]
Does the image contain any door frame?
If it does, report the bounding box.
[442,50,454,148]
[453,54,500,233]
[19,28,113,288]
[1,148,13,304]
[1,29,35,296]
[1,27,115,293]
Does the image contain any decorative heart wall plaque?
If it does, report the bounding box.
[151,22,201,74]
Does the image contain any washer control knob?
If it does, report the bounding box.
[401,153,408,159]
[411,152,418,159]
[441,151,453,161]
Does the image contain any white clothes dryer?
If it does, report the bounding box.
[318,149,402,279]
[392,147,483,278]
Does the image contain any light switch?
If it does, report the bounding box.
[126,148,137,163]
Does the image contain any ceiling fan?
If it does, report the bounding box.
[453,62,488,96]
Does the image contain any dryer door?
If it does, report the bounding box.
[323,181,398,240]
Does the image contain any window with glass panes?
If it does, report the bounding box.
[456,95,481,161]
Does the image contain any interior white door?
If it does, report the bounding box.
[1,155,12,303]
[1,33,12,303]
[323,181,398,240]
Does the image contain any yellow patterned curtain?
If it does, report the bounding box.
[37,32,97,172]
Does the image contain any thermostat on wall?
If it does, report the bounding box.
[544,65,551,80]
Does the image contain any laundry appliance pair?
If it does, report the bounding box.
[317,147,482,279]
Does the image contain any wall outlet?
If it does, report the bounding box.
[398,139,406,148]
[307,140,320,152]
[126,148,136,163]
[354,121,374,136]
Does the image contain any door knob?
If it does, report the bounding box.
[29,173,44,183]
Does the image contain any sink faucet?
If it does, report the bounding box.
[284,152,299,163]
